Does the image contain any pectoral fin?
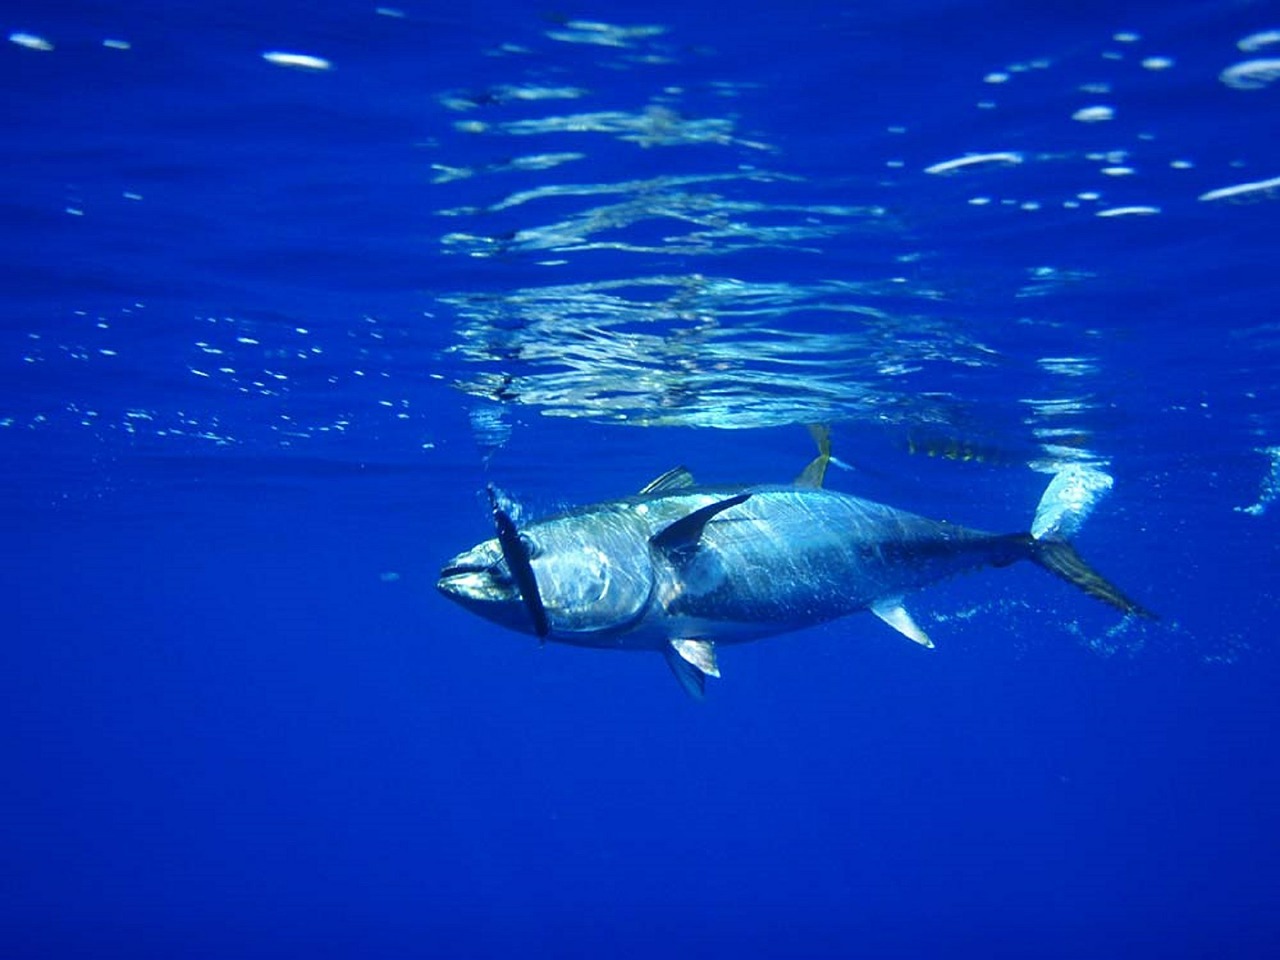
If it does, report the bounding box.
[650,493,751,566]
[871,600,935,649]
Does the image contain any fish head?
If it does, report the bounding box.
[438,508,656,639]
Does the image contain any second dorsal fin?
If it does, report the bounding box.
[796,424,832,489]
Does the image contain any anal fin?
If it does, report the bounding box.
[871,600,935,649]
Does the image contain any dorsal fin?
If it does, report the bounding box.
[639,466,698,495]
[650,493,751,565]
[796,424,832,489]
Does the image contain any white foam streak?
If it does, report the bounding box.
[924,152,1023,175]
[1199,174,1280,203]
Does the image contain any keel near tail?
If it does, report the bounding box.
[1025,535,1155,619]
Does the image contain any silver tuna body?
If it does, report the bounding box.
[437,459,1149,697]
[524,486,1017,647]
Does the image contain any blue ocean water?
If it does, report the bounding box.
[3,1,1279,956]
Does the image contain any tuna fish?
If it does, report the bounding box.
[437,430,1151,697]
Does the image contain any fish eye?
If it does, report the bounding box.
[519,534,542,559]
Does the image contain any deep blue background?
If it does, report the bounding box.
[2,1,1278,957]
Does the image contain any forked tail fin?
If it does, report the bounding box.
[1026,536,1155,619]
[1031,464,1114,540]
[1023,464,1154,618]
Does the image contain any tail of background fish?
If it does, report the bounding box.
[1017,465,1155,619]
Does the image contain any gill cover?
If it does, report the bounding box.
[528,504,657,637]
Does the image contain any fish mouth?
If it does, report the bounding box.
[437,541,517,606]
[438,560,490,579]
[437,535,545,636]
[437,565,515,601]
[437,552,536,635]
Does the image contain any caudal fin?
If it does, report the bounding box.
[1026,536,1155,619]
